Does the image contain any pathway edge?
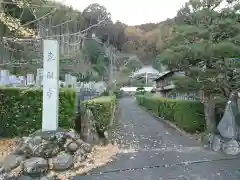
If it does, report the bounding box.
[137,102,201,141]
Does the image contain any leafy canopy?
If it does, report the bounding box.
[156,0,240,97]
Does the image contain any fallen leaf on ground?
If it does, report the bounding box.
[0,139,17,162]
[75,143,120,175]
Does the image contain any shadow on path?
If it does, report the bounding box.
[74,97,240,180]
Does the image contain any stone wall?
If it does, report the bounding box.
[0,129,92,179]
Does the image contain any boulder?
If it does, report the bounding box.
[201,133,214,148]
[51,153,74,171]
[1,155,25,172]
[3,128,92,179]
[14,143,33,158]
[18,175,33,180]
[222,139,240,155]
[81,143,92,153]
[39,176,52,180]
[23,157,48,176]
[33,141,60,158]
[217,93,239,139]
[67,142,79,153]
[74,149,87,163]
[65,129,80,140]
[54,131,66,145]
[211,135,223,152]
[0,173,8,180]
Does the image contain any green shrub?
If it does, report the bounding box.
[137,95,205,133]
[0,87,76,137]
[135,87,146,95]
[100,88,123,99]
[113,89,123,98]
[81,96,116,136]
[100,90,110,96]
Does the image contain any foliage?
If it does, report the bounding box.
[0,87,76,137]
[112,88,124,98]
[81,96,116,135]
[136,95,205,133]
[100,90,110,96]
[135,86,146,95]
[156,0,240,95]
[0,0,175,81]
[154,0,240,131]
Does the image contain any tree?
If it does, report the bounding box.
[155,0,240,132]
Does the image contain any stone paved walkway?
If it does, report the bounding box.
[74,97,240,180]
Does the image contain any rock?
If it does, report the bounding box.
[0,173,18,180]
[14,143,33,157]
[51,153,74,171]
[18,175,33,180]
[33,141,60,158]
[27,136,43,153]
[81,143,92,153]
[75,148,85,156]
[1,155,25,172]
[55,132,66,145]
[67,142,79,153]
[201,133,214,148]
[38,176,52,180]
[29,136,43,145]
[75,139,84,146]
[104,131,109,139]
[23,157,48,176]
[211,135,222,152]
[0,173,8,180]
[65,129,80,140]
[222,139,240,155]
[0,167,4,174]
[3,129,93,179]
[21,137,32,144]
[217,94,239,139]
[74,149,87,163]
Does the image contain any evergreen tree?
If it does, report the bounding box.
[155,0,240,132]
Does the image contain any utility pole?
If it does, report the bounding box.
[95,34,116,92]
[108,45,113,87]
[105,37,115,92]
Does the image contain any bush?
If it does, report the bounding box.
[113,88,123,98]
[136,95,205,133]
[100,88,123,99]
[135,87,146,95]
[0,87,76,137]
[81,96,116,136]
[100,90,110,96]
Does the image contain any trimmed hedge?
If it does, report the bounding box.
[113,89,124,99]
[136,95,205,133]
[81,96,116,136]
[100,88,123,99]
[0,87,76,137]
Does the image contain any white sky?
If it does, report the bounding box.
[56,0,189,25]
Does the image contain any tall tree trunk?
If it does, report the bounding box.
[203,92,216,133]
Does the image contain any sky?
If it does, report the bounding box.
[56,0,189,25]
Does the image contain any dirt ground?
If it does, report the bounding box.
[0,139,17,162]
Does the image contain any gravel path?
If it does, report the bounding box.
[74,97,240,180]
